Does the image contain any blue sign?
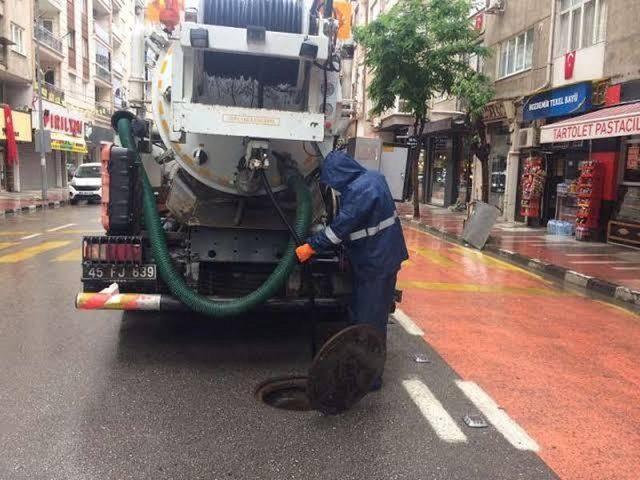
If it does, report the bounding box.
[523,82,593,122]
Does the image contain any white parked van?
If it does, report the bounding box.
[69,163,102,204]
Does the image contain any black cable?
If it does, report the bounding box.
[259,169,303,246]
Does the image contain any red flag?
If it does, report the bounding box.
[564,51,576,80]
[3,105,19,166]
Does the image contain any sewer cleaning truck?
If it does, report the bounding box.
[75,0,359,322]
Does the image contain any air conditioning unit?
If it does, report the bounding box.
[518,127,540,149]
[486,0,505,14]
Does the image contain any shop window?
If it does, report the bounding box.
[497,29,533,79]
[556,0,606,57]
[623,139,640,184]
[10,23,25,55]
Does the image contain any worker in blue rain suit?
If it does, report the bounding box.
[296,150,409,376]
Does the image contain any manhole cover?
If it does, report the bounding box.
[255,376,312,412]
[306,325,386,415]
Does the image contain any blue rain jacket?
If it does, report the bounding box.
[309,151,409,279]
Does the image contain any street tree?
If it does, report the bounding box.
[452,66,494,204]
[355,0,490,218]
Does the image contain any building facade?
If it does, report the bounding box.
[352,0,640,239]
[0,0,136,194]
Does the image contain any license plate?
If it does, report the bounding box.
[77,191,96,195]
[83,264,157,281]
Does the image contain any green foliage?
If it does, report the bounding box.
[355,0,490,123]
[451,71,494,123]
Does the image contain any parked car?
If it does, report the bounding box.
[69,163,102,204]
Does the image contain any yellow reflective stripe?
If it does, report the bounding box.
[54,249,82,262]
[0,241,71,263]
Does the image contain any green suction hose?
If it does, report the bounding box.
[116,118,313,317]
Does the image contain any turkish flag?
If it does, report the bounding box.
[3,105,19,166]
[565,51,576,80]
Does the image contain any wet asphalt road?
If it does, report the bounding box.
[0,205,558,480]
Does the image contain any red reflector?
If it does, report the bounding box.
[132,244,142,263]
[115,244,128,262]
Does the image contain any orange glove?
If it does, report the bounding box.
[295,243,316,263]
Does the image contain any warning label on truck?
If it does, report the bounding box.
[222,114,280,127]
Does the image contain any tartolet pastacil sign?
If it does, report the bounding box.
[540,103,640,144]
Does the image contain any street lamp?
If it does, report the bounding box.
[33,2,73,207]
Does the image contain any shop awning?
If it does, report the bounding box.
[50,132,88,154]
[540,102,640,144]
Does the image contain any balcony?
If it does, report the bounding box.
[37,0,62,13]
[38,82,65,106]
[377,99,414,131]
[94,22,110,47]
[112,24,124,45]
[112,60,124,78]
[34,25,65,60]
[95,102,112,119]
[95,62,111,85]
[93,0,111,14]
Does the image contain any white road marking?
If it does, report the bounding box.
[525,243,614,248]
[391,309,424,336]
[46,223,76,232]
[456,380,539,452]
[20,233,42,240]
[612,267,640,271]
[570,260,635,265]
[565,253,616,257]
[402,378,467,443]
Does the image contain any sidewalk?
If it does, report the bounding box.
[0,189,68,215]
[398,202,640,309]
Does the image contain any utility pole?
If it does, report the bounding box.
[34,0,47,207]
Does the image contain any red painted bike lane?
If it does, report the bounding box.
[398,226,640,480]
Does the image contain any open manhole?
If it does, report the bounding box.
[255,376,312,412]
[256,325,386,415]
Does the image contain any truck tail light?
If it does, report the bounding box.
[83,237,143,263]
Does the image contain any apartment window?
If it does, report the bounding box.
[498,29,533,79]
[10,23,25,55]
[82,0,87,13]
[556,0,606,56]
[41,19,54,33]
[82,38,89,58]
[68,30,76,49]
[44,69,55,85]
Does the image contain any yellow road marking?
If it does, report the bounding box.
[0,242,18,250]
[0,241,71,263]
[54,229,104,234]
[54,249,82,262]
[397,280,565,297]
[594,300,640,317]
[451,246,549,282]
[0,232,29,236]
[410,247,457,267]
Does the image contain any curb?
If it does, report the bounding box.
[402,218,640,310]
[0,199,68,217]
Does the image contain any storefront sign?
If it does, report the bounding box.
[523,82,592,122]
[0,110,32,143]
[483,101,507,123]
[541,112,640,143]
[50,132,88,154]
[32,101,85,138]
